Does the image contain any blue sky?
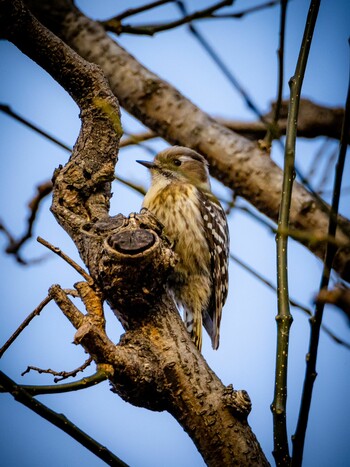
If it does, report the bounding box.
[0,1,349,466]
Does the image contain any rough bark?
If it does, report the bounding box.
[0,0,269,465]
[26,0,350,282]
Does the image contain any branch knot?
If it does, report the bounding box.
[222,384,252,419]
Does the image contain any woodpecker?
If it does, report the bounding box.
[137,146,229,350]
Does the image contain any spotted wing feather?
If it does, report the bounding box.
[198,190,229,349]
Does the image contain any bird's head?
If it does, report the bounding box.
[137,146,211,191]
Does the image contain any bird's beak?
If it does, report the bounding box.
[136,160,156,169]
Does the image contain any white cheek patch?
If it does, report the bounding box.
[179,155,209,171]
[179,155,195,163]
[179,156,193,162]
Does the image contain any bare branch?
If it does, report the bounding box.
[112,0,174,22]
[0,103,71,151]
[0,295,51,358]
[102,0,232,36]
[21,357,93,382]
[103,0,280,36]
[115,175,146,196]
[292,35,350,466]
[176,0,265,121]
[0,289,78,359]
[316,285,350,322]
[37,236,92,284]
[263,0,288,149]
[4,367,109,395]
[120,130,156,147]
[273,2,320,464]
[230,253,350,349]
[0,180,52,262]
[212,0,281,19]
[0,371,129,466]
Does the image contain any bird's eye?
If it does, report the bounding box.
[173,159,182,166]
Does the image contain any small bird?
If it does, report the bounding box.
[137,146,229,350]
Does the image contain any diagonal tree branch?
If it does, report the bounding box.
[102,0,280,36]
[0,371,128,466]
[112,0,175,22]
[102,0,232,36]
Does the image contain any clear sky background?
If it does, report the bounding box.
[0,1,349,466]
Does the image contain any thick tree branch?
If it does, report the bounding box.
[26,0,350,281]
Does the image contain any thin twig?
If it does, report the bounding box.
[123,130,156,156]
[0,289,78,359]
[115,175,146,196]
[0,220,26,264]
[6,181,53,254]
[273,0,288,127]
[291,34,349,467]
[235,202,348,249]
[263,0,288,149]
[272,2,320,465]
[321,323,350,348]
[120,131,156,147]
[37,236,92,284]
[112,0,174,22]
[212,0,280,19]
[0,104,72,151]
[305,139,333,183]
[235,203,276,233]
[104,0,280,35]
[176,0,265,120]
[0,296,51,358]
[21,357,93,382]
[230,253,350,349]
[319,185,350,196]
[317,146,338,195]
[277,227,349,249]
[2,368,109,395]
[316,285,350,323]
[0,181,53,263]
[103,0,232,36]
[0,371,129,467]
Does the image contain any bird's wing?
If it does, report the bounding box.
[198,190,229,349]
